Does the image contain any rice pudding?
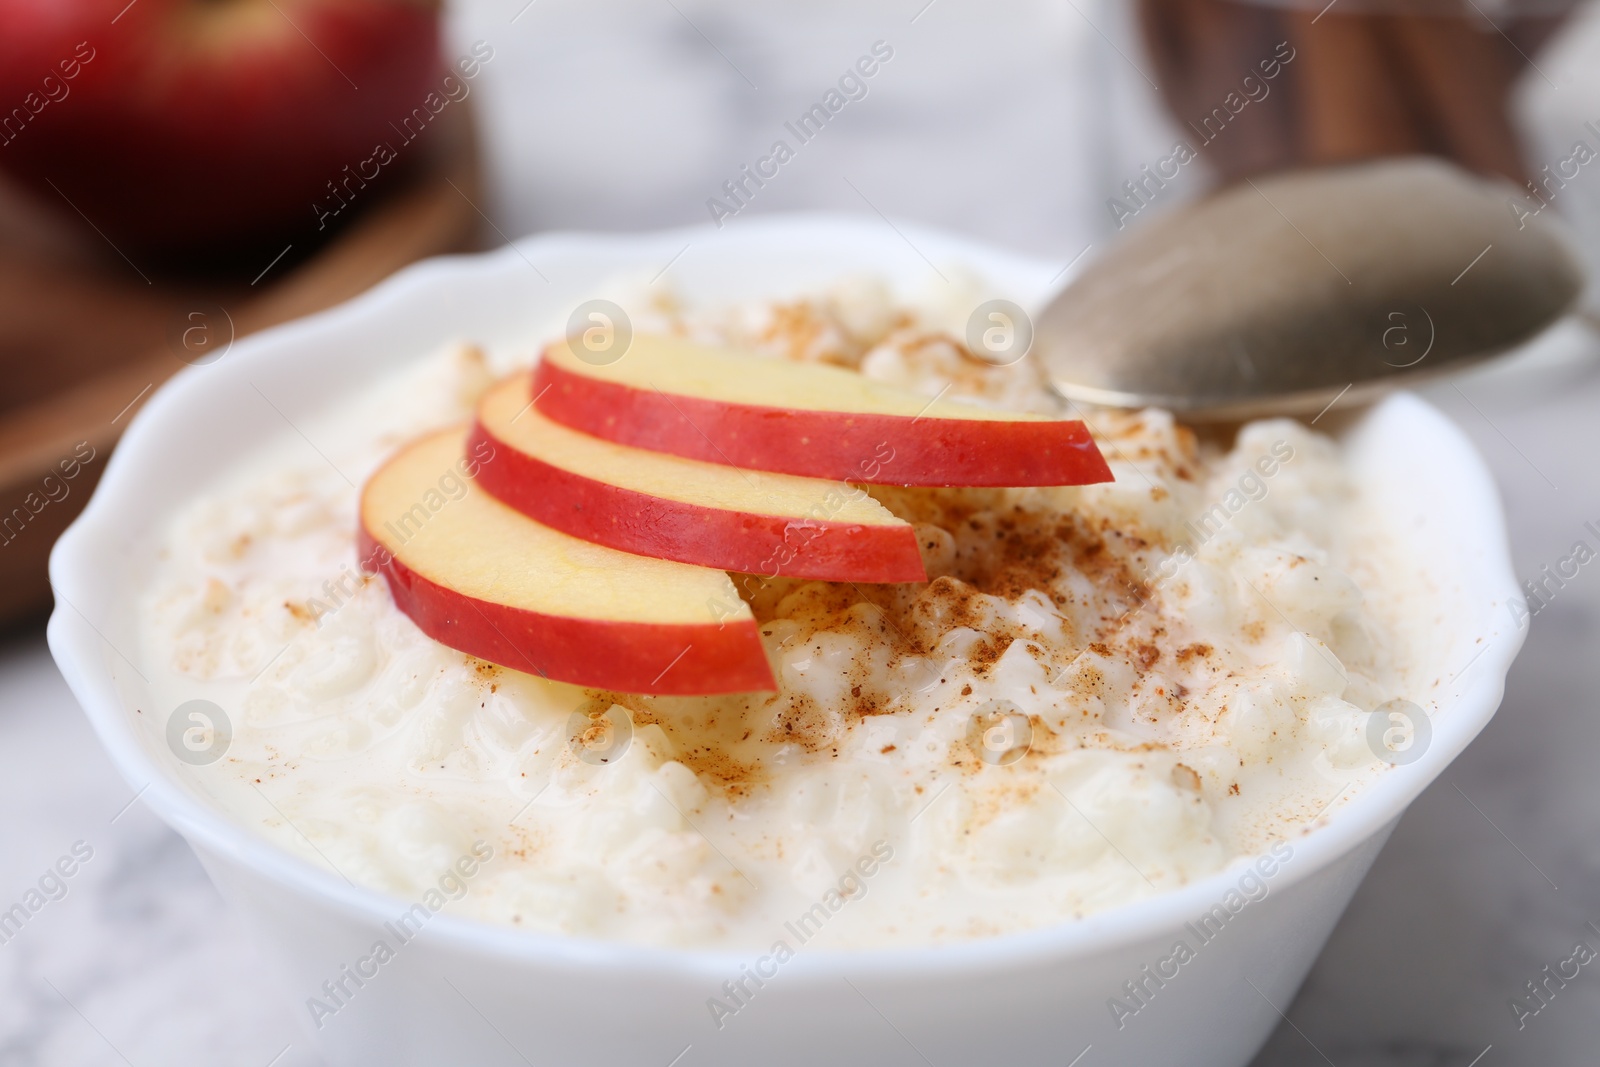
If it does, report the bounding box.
[137,277,1422,949]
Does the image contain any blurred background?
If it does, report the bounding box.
[2,0,1599,1063]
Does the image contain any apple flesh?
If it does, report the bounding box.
[358,428,776,695]
[0,0,442,257]
[533,334,1115,487]
[470,373,926,583]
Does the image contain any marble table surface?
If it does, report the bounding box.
[3,1,1599,1063]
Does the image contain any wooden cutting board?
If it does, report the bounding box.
[0,100,484,627]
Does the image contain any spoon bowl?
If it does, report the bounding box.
[1037,157,1586,421]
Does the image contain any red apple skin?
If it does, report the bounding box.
[532,358,1116,488]
[0,0,442,256]
[467,420,928,584]
[356,526,777,696]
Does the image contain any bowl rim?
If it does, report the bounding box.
[47,213,1525,981]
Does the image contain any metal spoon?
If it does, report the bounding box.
[1035,157,1587,422]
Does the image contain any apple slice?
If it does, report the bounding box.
[358,429,775,695]
[533,334,1114,487]
[470,373,927,583]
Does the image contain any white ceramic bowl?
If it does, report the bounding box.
[48,216,1524,1067]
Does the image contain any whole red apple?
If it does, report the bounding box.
[0,0,443,261]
